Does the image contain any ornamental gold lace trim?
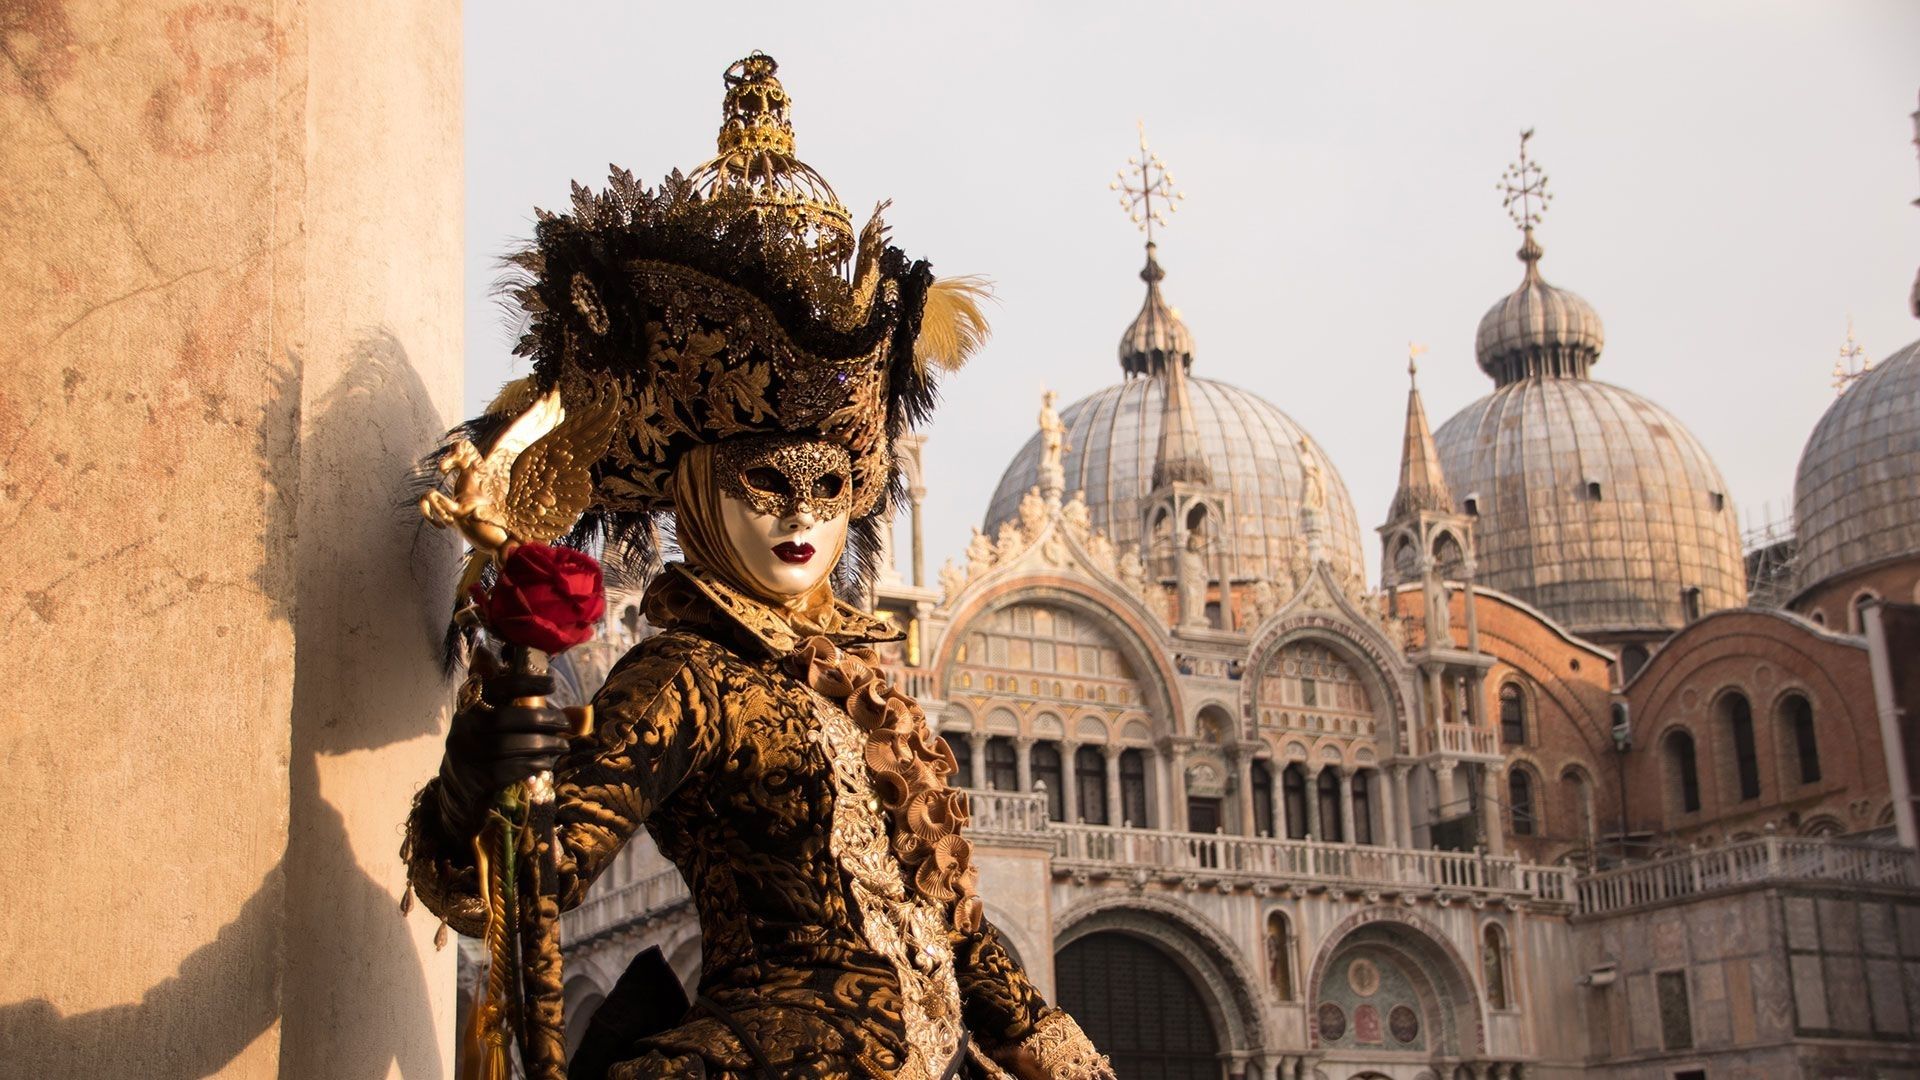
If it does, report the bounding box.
[1020,1010,1116,1080]
[810,687,964,1079]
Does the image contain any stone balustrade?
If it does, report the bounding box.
[1428,722,1499,758]
[881,664,941,703]
[562,866,693,946]
[559,814,1917,940]
[1050,821,1571,901]
[1574,834,1920,917]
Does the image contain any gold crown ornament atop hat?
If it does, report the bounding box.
[418,52,989,617]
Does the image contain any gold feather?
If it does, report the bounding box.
[498,386,620,544]
[913,275,993,374]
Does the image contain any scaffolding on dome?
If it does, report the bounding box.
[1742,512,1799,610]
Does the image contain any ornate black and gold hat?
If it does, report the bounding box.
[436,52,986,592]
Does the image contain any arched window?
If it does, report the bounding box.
[1667,730,1701,814]
[1119,749,1149,828]
[1564,767,1595,847]
[947,733,974,789]
[1031,742,1063,820]
[1250,761,1274,837]
[1351,770,1374,845]
[1282,764,1308,839]
[1852,591,1880,634]
[1619,645,1649,682]
[1780,694,1821,785]
[1265,911,1296,1000]
[986,736,1018,791]
[1316,769,1345,843]
[1499,683,1526,746]
[1075,745,1108,825]
[1722,693,1761,801]
[1482,924,1510,1010]
[1509,769,1537,837]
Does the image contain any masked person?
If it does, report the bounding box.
[402,54,1114,1080]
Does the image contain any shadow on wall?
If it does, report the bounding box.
[0,330,455,1077]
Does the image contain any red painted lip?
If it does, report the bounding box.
[773,542,814,564]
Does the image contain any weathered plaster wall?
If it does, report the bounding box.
[0,1,462,1074]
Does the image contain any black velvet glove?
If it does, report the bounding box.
[434,650,573,838]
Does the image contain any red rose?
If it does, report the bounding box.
[475,542,606,654]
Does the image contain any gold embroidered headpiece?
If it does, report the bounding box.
[454,52,987,588]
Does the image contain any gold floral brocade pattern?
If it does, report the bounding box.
[405,563,1081,1077]
[811,684,963,1078]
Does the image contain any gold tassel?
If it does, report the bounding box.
[460,823,514,1080]
[913,276,993,374]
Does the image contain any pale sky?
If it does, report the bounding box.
[464,1,1920,584]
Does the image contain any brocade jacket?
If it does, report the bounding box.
[407,563,1105,1079]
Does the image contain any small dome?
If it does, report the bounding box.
[1435,378,1747,634]
[1793,338,1920,595]
[1474,234,1606,386]
[987,377,1366,586]
[1118,243,1194,377]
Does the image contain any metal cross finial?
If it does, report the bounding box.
[1111,120,1185,243]
[1498,128,1553,233]
[1831,315,1872,394]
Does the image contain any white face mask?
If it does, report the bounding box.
[719,492,849,598]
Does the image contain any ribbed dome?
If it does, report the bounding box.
[1118,243,1195,377]
[986,377,1365,587]
[1434,378,1747,634]
[1793,338,1920,595]
[1474,234,1606,386]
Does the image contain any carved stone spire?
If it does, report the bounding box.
[1151,322,1212,490]
[1390,351,1454,521]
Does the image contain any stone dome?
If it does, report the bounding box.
[1434,378,1747,635]
[986,376,1366,587]
[1793,338,1920,596]
[1474,232,1606,386]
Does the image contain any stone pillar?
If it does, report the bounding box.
[1303,765,1322,840]
[1467,671,1487,728]
[968,732,988,790]
[1390,764,1413,847]
[910,493,926,588]
[1168,744,1191,832]
[1105,746,1125,826]
[0,4,463,1074]
[1271,764,1289,840]
[1382,760,1397,845]
[1015,735,1034,793]
[1483,763,1508,856]
[1463,563,1481,653]
[1425,666,1447,749]
[1235,750,1257,836]
[1061,740,1081,823]
[1338,768,1356,844]
[1434,760,1459,820]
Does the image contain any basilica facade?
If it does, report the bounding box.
[544,166,1920,1080]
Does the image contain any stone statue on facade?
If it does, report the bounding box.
[965,527,994,576]
[1178,529,1210,628]
[1037,388,1069,501]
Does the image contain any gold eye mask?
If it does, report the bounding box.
[715,435,855,520]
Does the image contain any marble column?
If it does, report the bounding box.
[1434,760,1458,820]
[1271,765,1289,840]
[1105,746,1125,827]
[1338,768,1356,844]
[1235,750,1257,836]
[1015,735,1034,793]
[1483,763,1508,856]
[1463,563,1481,653]
[968,732,988,790]
[1061,740,1081,823]
[1167,743,1191,832]
[1303,765,1322,840]
[1397,760,1413,845]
